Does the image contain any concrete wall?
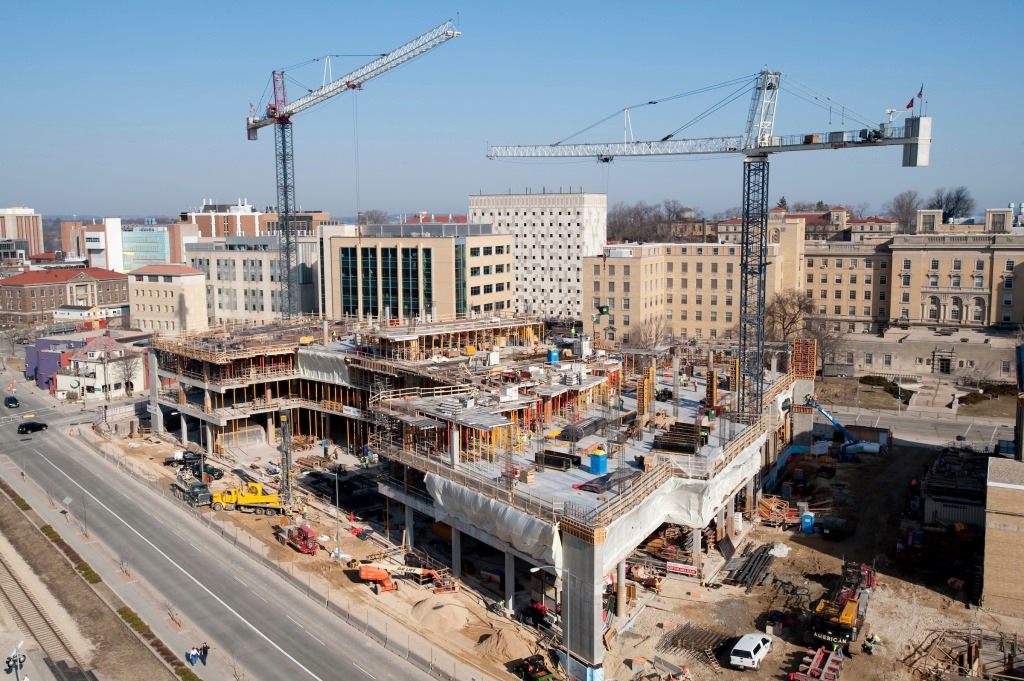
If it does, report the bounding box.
[984,482,1024,615]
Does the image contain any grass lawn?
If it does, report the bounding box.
[858,387,900,410]
[958,394,1018,418]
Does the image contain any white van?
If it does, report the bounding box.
[729,633,772,670]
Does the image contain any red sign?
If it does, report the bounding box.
[666,561,699,576]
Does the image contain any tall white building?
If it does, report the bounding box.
[467,191,606,321]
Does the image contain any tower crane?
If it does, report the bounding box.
[488,70,932,416]
[247,20,460,318]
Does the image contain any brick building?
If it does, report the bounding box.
[0,268,129,326]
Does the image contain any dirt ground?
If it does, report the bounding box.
[602,442,1024,680]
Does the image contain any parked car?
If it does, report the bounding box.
[17,421,47,434]
[729,633,772,670]
[4,396,19,408]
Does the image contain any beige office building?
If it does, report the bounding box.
[319,224,514,322]
[129,265,209,335]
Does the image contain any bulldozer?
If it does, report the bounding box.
[276,524,318,555]
[357,563,460,595]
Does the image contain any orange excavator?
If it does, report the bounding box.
[357,563,460,595]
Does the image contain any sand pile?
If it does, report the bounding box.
[474,627,534,661]
[410,597,471,632]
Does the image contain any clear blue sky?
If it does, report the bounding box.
[3,1,1020,220]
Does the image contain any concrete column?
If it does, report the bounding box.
[746,477,757,516]
[725,493,736,538]
[148,351,163,434]
[203,388,212,412]
[562,532,608,669]
[717,506,726,543]
[404,505,416,547]
[449,424,461,469]
[203,423,213,454]
[616,561,626,618]
[503,551,515,615]
[451,527,462,580]
[179,413,187,444]
[266,413,275,445]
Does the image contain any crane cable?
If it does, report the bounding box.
[352,93,362,235]
[659,77,759,141]
[553,73,759,145]
[781,77,876,129]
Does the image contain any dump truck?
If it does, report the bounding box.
[808,561,876,649]
[357,563,459,595]
[276,524,318,555]
[211,482,284,514]
[171,471,212,507]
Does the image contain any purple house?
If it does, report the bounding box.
[25,338,86,392]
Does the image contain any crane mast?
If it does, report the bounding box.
[487,70,931,416]
[247,20,460,318]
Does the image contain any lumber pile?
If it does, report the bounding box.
[758,496,800,526]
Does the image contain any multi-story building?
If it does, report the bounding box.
[62,220,201,271]
[129,265,209,335]
[176,199,337,239]
[0,207,45,256]
[584,221,804,343]
[0,268,129,326]
[186,236,319,325]
[802,242,893,334]
[718,206,895,244]
[468,191,606,321]
[319,224,514,322]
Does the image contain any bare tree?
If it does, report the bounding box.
[362,209,389,225]
[791,200,831,212]
[625,317,674,351]
[927,186,976,223]
[765,290,813,341]
[848,202,871,219]
[804,321,845,372]
[711,206,742,222]
[115,354,143,396]
[662,200,698,222]
[0,324,36,358]
[883,190,921,232]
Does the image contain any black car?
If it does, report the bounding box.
[17,421,47,434]
[191,462,224,481]
[4,396,19,408]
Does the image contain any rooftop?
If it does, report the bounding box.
[0,267,127,285]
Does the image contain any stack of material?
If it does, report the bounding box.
[758,496,800,526]
[724,543,776,593]
[655,622,729,673]
[791,646,844,680]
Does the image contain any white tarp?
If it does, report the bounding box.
[598,434,766,573]
[425,474,562,567]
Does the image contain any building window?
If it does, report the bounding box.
[974,276,984,288]
[864,353,873,365]
[834,274,843,284]
[608,282,615,292]
[608,265,615,276]
[884,354,892,366]
[928,275,938,287]
[976,259,985,271]
[470,247,480,257]
[834,305,842,315]
[952,276,961,287]
[622,298,630,310]
[1006,277,1014,289]
[902,259,911,270]
[901,292,910,303]
[902,275,910,286]
[1003,295,1013,306]
[807,258,814,267]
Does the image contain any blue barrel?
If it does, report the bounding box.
[548,348,561,364]
[801,512,816,534]
[590,452,607,474]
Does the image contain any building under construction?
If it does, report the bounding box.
[147,315,816,675]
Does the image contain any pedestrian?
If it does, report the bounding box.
[200,642,210,664]
[188,646,199,665]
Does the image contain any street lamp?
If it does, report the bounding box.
[530,565,573,680]
[5,641,25,681]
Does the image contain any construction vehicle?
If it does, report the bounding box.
[511,654,553,681]
[357,563,460,595]
[171,470,212,507]
[246,20,459,318]
[489,71,930,415]
[276,524,318,555]
[808,561,876,649]
[807,401,881,455]
[211,482,284,514]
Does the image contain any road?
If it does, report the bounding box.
[0,389,459,681]
[817,405,1014,449]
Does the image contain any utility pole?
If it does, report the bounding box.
[278,410,293,506]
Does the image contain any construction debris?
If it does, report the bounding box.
[904,628,1023,680]
[790,646,844,680]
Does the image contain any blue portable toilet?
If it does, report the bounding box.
[548,348,561,364]
[590,450,608,474]
[801,512,816,534]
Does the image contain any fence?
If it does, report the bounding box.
[79,432,492,681]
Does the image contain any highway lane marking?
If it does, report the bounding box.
[189,542,201,552]
[36,452,329,681]
[288,615,304,629]
[307,631,325,646]
[233,576,247,587]
[253,592,267,603]
[352,663,376,679]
